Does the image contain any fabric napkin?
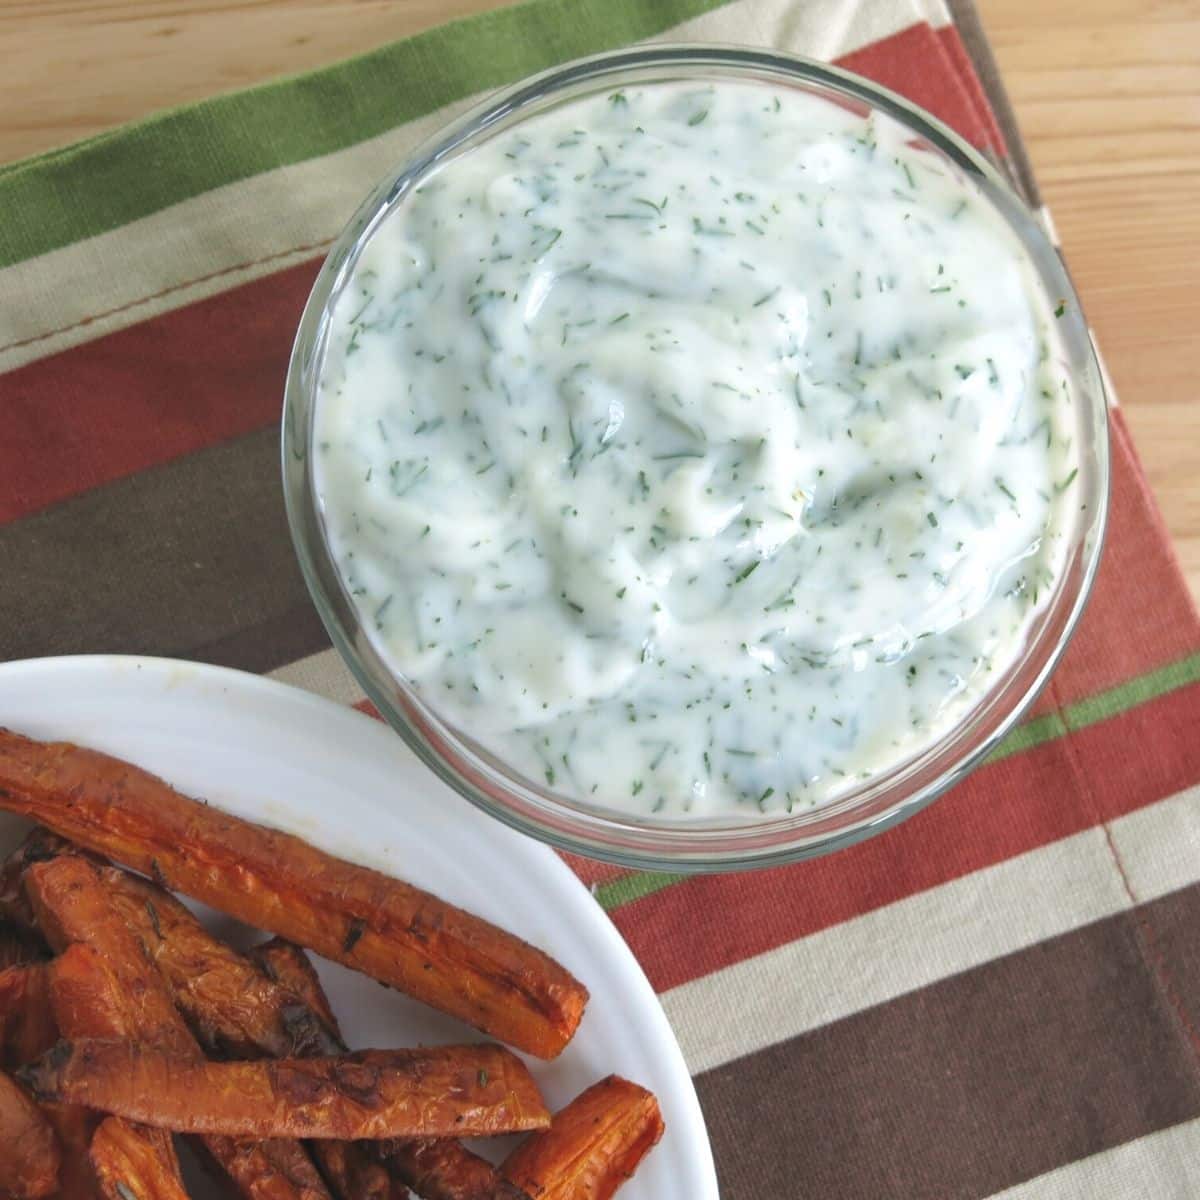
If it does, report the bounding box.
[2,1,1199,1196]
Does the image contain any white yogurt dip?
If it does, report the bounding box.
[314,80,1079,818]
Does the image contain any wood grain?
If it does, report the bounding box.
[976,0,1200,599]
[3,0,1197,597]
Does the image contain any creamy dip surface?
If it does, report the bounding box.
[314,80,1079,819]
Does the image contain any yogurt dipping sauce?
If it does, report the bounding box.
[314,80,1079,820]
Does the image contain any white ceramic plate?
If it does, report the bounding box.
[0,655,716,1199]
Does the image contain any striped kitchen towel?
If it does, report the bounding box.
[2,1,1198,1196]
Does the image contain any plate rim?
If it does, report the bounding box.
[0,652,717,1197]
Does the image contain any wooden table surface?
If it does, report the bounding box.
[5,0,1198,597]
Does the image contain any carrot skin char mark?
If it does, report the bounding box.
[0,729,587,1059]
[249,938,345,1045]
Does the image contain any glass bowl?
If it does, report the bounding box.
[282,45,1109,873]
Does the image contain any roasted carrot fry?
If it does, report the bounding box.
[380,1138,531,1200]
[89,1114,190,1200]
[0,964,57,1069]
[501,1077,664,1200]
[0,730,587,1058]
[23,1041,550,1141]
[249,939,344,1045]
[0,1067,61,1198]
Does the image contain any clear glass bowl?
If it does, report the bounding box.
[282,45,1109,872]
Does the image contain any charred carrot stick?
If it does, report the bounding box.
[0,730,587,1058]
[0,1067,61,1198]
[23,1041,550,1141]
[501,1077,664,1200]
[88,1115,189,1200]
[380,1138,532,1200]
[0,963,58,1069]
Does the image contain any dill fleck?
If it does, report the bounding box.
[1055,467,1079,493]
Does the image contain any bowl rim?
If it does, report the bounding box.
[282,42,1111,873]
